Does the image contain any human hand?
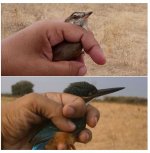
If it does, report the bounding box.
[2,20,105,76]
[2,92,100,149]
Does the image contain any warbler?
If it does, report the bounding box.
[52,12,92,61]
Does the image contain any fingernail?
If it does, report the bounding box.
[84,133,89,141]
[92,117,98,126]
[100,49,106,64]
[78,66,87,76]
[68,121,76,130]
[80,132,89,143]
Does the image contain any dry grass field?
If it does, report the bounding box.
[1,4,147,76]
[1,96,147,150]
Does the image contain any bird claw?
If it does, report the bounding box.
[45,132,76,150]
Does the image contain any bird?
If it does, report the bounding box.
[30,81,124,150]
[52,11,93,61]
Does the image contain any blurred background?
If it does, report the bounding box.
[1,77,147,149]
[1,3,147,76]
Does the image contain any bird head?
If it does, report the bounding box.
[64,82,125,103]
[65,11,93,29]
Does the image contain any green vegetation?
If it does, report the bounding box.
[11,80,34,96]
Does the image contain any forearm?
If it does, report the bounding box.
[1,39,10,75]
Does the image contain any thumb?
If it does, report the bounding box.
[48,61,87,76]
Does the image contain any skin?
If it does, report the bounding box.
[1,20,106,76]
[2,92,100,150]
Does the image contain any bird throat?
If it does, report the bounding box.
[65,18,88,30]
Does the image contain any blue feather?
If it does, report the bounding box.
[31,118,86,150]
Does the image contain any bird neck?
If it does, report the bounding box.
[65,18,88,30]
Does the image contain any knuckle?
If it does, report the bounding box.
[27,93,39,101]
[68,62,79,76]
[68,62,74,75]
[16,93,40,110]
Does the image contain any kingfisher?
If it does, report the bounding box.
[30,81,124,150]
[52,11,93,61]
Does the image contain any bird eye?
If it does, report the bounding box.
[88,90,97,96]
[73,15,79,19]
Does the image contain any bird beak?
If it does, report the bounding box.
[84,11,93,19]
[83,87,125,103]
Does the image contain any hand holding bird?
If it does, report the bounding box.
[2,12,105,76]
[52,11,93,61]
[1,90,99,149]
[1,82,124,149]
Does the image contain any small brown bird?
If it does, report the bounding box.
[52,11,92,61]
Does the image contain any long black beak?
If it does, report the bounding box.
[83,87,125,103]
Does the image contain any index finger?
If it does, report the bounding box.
[81,31,106,65]
[62,24,106,65]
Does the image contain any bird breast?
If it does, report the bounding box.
[52,41,83,61]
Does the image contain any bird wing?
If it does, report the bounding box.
[31,122,59,149]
